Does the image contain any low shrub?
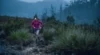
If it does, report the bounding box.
[43,27,56,44]
[8,29,33,45]
[1,19,25,35]
[51,27,100,55]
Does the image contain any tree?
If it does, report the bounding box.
[45,4,57,25]
[66,15,75,24]
[33,14,38,19]
[50,5,56,17]
[90,0,98,5]
[94,17,100,27]
[59,4,63,19]
[42,8,48,22]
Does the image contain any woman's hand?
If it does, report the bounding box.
[34,27,36,29]
[39,27,42,29]
[32,26,35,29]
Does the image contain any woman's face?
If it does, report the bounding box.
[34,18,37,20]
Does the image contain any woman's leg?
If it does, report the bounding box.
[33,28,37,35]
[36,29,40,35]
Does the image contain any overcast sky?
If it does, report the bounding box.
[0,0,92,18]
[19,0,44,3]
[1,0,72,17]
[18,0,75,3]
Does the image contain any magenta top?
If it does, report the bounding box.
[31,20,43,29]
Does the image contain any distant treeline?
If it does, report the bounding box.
[0,15,32,24]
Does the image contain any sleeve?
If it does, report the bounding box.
[39,21,43,27]
[31,20,34,28]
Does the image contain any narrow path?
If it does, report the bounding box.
[4,34,54,55]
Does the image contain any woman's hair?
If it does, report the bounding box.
[33,14,39,20]
[34,17,39,20]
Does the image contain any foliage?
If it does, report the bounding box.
[50,5,56,16]
[94,17,100,27]
[1,18,25,35]
[43,27,56,43]
[9,29,32,44]
[33,14,38,19]
[51,26,100,54]
[66,15,75,24]
[42,9,48,22]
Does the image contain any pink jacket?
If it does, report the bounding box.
[31,20,43,29]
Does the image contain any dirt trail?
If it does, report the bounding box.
[4,34,54,55]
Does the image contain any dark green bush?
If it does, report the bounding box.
[1,18,25,35]
[43,27,56,44]
[8,29,33,45]
[51,26,100,55]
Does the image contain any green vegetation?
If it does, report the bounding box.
[8,29,33,45]
[1,18,25,35]
[43,27,56,43]
[51,26,100,54]
[9,29,30,41]
[0,0,100,54]
[0,16,32,35]
[0,14,100,55]
[66,15,75,24]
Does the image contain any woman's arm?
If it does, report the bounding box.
[31,20,35,28]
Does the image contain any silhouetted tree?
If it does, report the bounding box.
[42,9,48,22]
[90,0,98,5]
[50,5,56,17]
[45,5,57,25]
[33,14,38,18]
[59,4,63,19]
[47,16,56,22]
[94,17,100,27]
[66,15,75,24]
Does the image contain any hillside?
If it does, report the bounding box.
[0,16,32,24]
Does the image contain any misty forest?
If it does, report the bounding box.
[0,0,100,55]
